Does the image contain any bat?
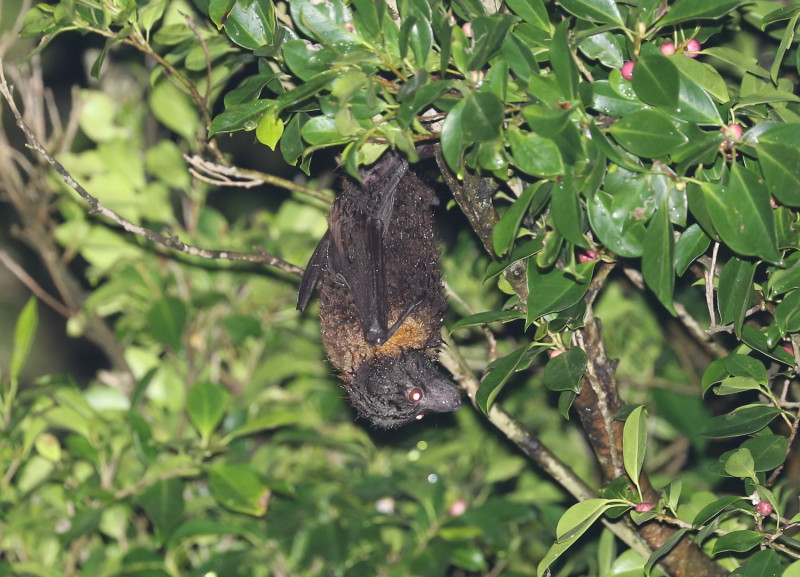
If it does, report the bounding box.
[297,151,461,429]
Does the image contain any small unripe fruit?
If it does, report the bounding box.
[660,41,676,56]
[462,22,473,37]
[635,502,654,512]
[756,501,773,516]
[621,61,635,81]
[685,38,701,57]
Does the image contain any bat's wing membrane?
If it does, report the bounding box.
[296,231,331,312]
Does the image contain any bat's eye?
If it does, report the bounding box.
[409,388,423,402]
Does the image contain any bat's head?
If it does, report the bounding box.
[347,351,461,429]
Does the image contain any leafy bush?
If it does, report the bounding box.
[3,0,800,575]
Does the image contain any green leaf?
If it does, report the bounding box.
[137,479,185,543]
[642,202,676,315]
[742,435,788,472]
[758,124,800,206]
[149,80,201,142]
[702,47,770,79]
[224,0,276,50]
[504,0,550,31]
[731,549,781,577]
[704,165,780,263]
[187,382,230,440]
[476,344,530,414]
[463,90,504,142]
[209,99,272,135]
[723,354,768,384]
[670,55,730,103]
[556,498,627,542]
[527,260,596,322]
[670,72,723,125]
[290,0,357,45]
[717,256,756,337]
[692,495,741,527]
[674,224,710,276]
[775,288,800,336]
[222,412,302,443]
[644,528,688,576]
[701,405,782,438]
[522,104,571,138]
[631,54,680,109]
[451,310,526,332]
[713,530,763,554]
[724,448,756,480]
[543,348,587,393]
[441,99,467,177]
[256,109,284,149]
[556,0,623,25]
[508,126,564,177]
[208,463,270,516]
[578,32,625,69]
[658,0,745,27]
[10,297,38,385]
[740,325,795,365]
[493,183,539,256]
[146,296,187,351]
[468,14,517,70]
[623,405,647,498]
[550,174,588,248]
[609,109,687,158]
[550,20,579,101]
[400,13,433,67]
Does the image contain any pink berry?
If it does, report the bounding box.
[462,22,472,37]
[577,250,598,263]
[621,61,635,81]
[725,124,743,140]
[448,498,467,516]
[756,501,772,516]
[685,39,701,58]
[660,41,676,56]
[635,502,654,512]
[549,349,564,359]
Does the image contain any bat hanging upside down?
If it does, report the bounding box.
[297,151,461,429]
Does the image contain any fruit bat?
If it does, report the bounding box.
[297,151,461,429]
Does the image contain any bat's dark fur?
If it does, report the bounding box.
[297,151,461,429]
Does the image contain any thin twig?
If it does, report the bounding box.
[0,250,73,318]
[0,62,304,278]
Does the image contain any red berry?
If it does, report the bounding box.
[660,42,676,56]
[621,61,635,81]
[635,502,654,512]
[756,501,773,516]
[685,39,701,58]
[461,22,473,37]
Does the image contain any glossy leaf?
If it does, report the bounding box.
[468,14,517,70]
[642,202,676,314]
[609,109,687,158]
[440,99,467,177]
[508,126,564,177]
[692,495,742,527]
[758,123,800,206]
[542,347,587,393]
[631,54,680,109]
[724,448,756,480]
[527,260,596,322]
[713,530,763,554]
[224,0,276,50]
[644,528,688,576]
[659,0,745,27]
[704,165,780,262]
[451,310,526,332]
[670,72,723,125]
[742,435,788,472]
[550,174,588,248]
[556,498,627,543]
[578,32,624,69]
[766,253,800,298]
[701,405,782,438]
[493,183,538,256]
[717,256,756,337]
[137,479,185,542]
[463,90,504,142]
[476,344,530,414]
[674,224,711,275]
[550,20,578,101]
[556,0,623,25]
[774,288,800,336]
[730,549,782,577]
[622,405,647,497]
[289,0,357,46]
[504,0,549,31]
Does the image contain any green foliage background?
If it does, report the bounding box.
[3,0,800,575]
